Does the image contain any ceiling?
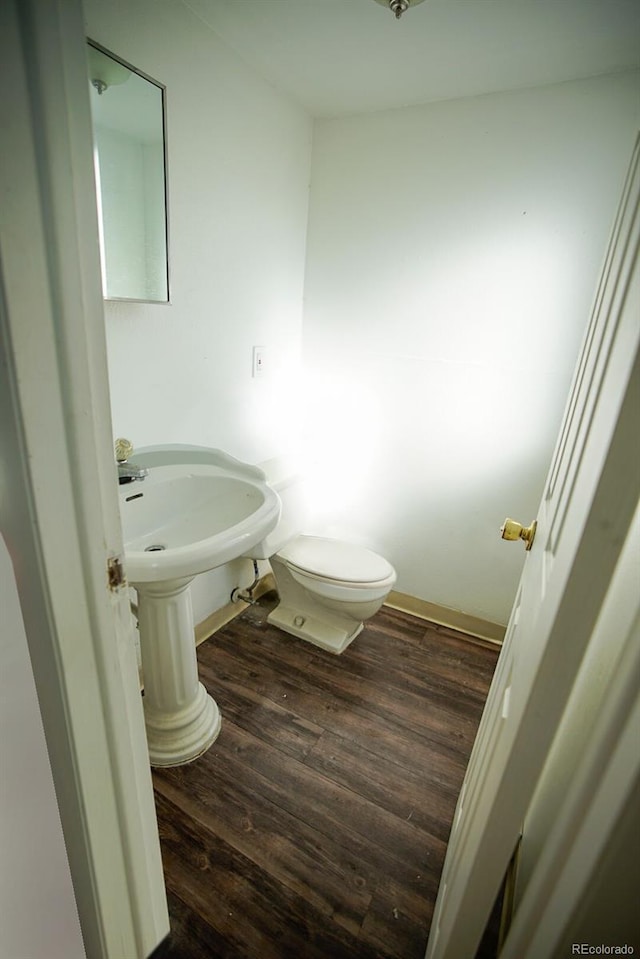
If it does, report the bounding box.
[182,0,640,118]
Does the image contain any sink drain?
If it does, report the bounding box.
[144,544,166,552]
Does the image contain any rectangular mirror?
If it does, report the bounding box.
[87,41,169,303]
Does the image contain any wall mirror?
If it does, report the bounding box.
[87,41,169,302]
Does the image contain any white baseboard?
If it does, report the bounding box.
[385,590,505,646]
[193,579,505,649]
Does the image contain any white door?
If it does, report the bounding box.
[426,134,640,959]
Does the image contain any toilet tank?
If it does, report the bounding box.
[245,471,309,559]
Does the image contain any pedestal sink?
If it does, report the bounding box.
[118,445,280,766]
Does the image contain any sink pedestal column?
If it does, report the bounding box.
[135,577,221,766]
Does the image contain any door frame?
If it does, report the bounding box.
[0,1,168,956]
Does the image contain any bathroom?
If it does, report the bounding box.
[87,0,640,951]
[84,0,639,638]
[1,0,639,956]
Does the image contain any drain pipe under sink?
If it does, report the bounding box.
[230,559,261,605]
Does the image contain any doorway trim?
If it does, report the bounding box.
[0,1,168,955]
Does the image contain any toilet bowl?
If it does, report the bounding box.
[244,473,396,654]
[267,535,396,653]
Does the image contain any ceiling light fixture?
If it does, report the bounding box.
[373,0,427,20]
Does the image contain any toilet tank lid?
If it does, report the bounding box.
[279,535,395,584]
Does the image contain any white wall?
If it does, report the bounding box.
[83,0,313,620]
[302,72,640,625]
[83,0,311,460]
[80,0,639,628]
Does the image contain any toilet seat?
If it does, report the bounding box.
[277,535,395,587]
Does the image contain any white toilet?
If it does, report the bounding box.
[245,475,396,654]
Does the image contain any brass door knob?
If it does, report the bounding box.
[500,518,537,551]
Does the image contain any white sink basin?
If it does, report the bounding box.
[118,445,281,583]
[117,445,281,767]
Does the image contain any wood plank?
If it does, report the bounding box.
[152,597,499,958]
[150,890,232,959]
[358,613,498,697]
[204,667,325,762]
[304,730,460,843]
[203,644,470,779]
[203,718,446,895]
[207,628,481,763]
[154,747,374,937]
[154,792,387,959]
[361,880,437,959]
[227,604,494,708]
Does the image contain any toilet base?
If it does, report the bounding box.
[267,602,363,655]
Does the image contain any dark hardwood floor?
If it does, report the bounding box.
[152,594,499,959]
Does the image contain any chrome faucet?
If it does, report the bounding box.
[115,437,148,485]
[118,462,149,484]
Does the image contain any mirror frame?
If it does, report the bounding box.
[87,38,171,304]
